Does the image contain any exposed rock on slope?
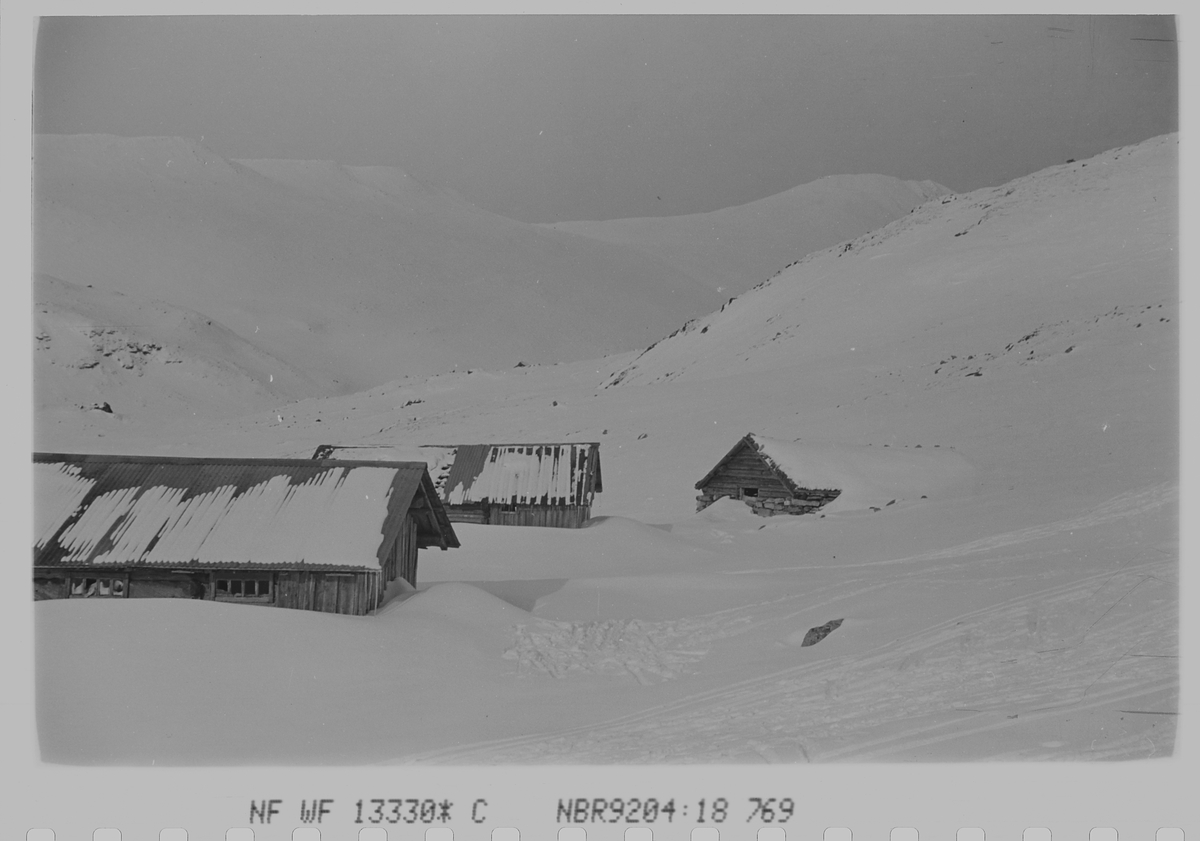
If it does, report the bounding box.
[34,134,719,390]
[34,274,329,432]
[604,135,1177,389]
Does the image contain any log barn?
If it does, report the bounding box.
[33,453,459,615]
[695,433,842,516]
[313,442,603,528]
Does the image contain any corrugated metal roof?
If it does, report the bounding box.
[34,453,458,568]
[312,442,602,508]
[439,444,489,502]
[313,444,457,494]
[441,443,601,506]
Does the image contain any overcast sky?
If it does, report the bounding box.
[34,15,1177,223]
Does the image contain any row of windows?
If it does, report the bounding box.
[70,577,125,598]
[66,576,272,599]
[215,578,272,598]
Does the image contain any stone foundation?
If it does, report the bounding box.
[695,489,841,516]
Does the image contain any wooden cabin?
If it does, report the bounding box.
[33,453,459,615]
[314,442,603,528]
[694,433,841,516]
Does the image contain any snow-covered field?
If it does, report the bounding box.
[33,134,1178,764]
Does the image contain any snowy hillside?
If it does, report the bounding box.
[34,134,717,390]
[602,135,1176,390]
[543,174,948,296]
[33,274,335,444]
[35,135,1178,763]
[35,134,943,398]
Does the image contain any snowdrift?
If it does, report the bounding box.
[751,437,976,513]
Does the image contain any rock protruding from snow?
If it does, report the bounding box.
[800,618,844,647]
[34,274,334,425]
[603,134,1177,389]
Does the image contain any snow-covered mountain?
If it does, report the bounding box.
[34,134,717,391]
[34,133,946,406]
[603,135,1176,391]
[542,173,948,296]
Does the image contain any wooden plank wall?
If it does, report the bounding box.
[448,504,590,527]
[446,505,487,524]
[273,571,313,611]
[384,537,398,585]
[399,514,419,586]
[275,571,376,615]
[33,574,69,600]
[700,449,792,500]
[128,572,201,599]
[491,505,591,528]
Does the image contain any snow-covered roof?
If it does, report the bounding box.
[747,435,846,493]
[314,443,602,508]
[439,443,601,506]
[34,453,458,568]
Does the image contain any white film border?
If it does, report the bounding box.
[3,4,1194,841]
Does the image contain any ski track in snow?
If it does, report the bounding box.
[501,575,880,685]
[908,482,1176,562]
[397,486,1177,763]
[406,560,1174,764]
[505,614,753,684]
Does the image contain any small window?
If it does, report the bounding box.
[742,488,759,498]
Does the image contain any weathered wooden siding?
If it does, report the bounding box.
[383,536,398,585]
[446,502,591,528]
[696,447,841,516]
[697,448,791,505]
[445,504,487,525]
[128,571,202,599]
[398,513,419,587]
[273,570,377,615]
[33,571,68,600]
[490,505,591,528]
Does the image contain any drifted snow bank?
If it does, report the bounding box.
[388,581,531,626]
[752,437,976,513]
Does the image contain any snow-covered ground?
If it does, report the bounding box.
[33,135,1178,764]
